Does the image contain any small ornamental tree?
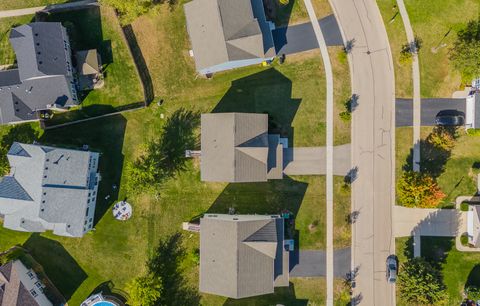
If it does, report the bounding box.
[101,0,151,24]
[450,19,480,81]
[397,171,445,208]
[398,257,447,305]
[427,126,456,151]
[128,274,162,306]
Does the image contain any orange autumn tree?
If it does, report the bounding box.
[397,171,445,208]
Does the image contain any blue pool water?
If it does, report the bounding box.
[92,302,116,306]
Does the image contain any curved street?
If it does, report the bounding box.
[329,0,396,304]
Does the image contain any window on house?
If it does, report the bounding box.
[86,207,89,216]
[35,281,43,289]
[89,218,93,223]
[30,289,38,297]
[27,271,34,279]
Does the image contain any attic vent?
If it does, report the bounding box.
[67,225,71,228]
[36,43,39,46]
[37,51,41,55]
[35,33,38,36]
[38,61,43,65]
[40,208,44,212]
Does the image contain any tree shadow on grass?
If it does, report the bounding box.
[212,68,301,146]
[148,232,200,305]
[420,236,454,270]
[223,282,308,305]
[23,234,87,300]
[40,114,127,225]
[206,176,308,217]
[466,264,480,289]
[403,127,458,178]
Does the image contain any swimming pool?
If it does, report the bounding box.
[92,302,116,306]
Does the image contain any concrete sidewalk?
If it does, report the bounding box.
[283,144,350,176]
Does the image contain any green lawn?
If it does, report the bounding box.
[377,0,412,98]
[396,236,480,305]
[378,0,480,98]
[396,127,480,207]
[0,48,350,303]
[0,15,35,66]
[0,0,81,10]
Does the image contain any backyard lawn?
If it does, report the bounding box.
[378,0,480,98]
[0,1,352,304]
[396,236,480,305]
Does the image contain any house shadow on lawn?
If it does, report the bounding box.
[212,68,301,146]
[420,236,454,269]
[23,234,87,300]
[223,282,308,305]
[207,176,308,217]
[40,114,127,225]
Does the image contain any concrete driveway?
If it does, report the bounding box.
[283,144,350,176]
[289,248,351,277]
[396,98,466,127]
[272,14,343,55]
[393,206,460,237]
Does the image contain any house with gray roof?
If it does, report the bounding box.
[200,214,289,299]
[0,22,78,124]
[201,113,283,182]
[184,0,275,75]
[0,260,53,306]
[0,142,100,237]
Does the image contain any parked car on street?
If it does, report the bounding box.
[435,114,465,126]
[386,255,397,283]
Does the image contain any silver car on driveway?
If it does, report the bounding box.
[386,255,397,283]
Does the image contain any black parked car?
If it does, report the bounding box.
[435,114,465,126]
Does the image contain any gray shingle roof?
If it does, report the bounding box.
[0,22,76,124]
[184,0,275,73]
[0,70,21,87]
[200,214,286,299]
[10,23,71,80]
[0,143,100,237]
[201,113,283,182]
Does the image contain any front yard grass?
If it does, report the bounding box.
[378,0,480,98]
[396,126,480,208]
[396,236,480,305]
[377,0,412,98]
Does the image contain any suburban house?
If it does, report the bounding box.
[199,214,289,299]
[467,205,480,247]
[0,142,100,237]
[0,22,78,124]
[200,113,283,182]
[465,89,480,130]
[0,260,53,306]
[184,0,275,75]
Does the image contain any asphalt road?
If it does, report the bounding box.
[289,248,351,277]
[396,98,466,126]
[272,14,343,55]
[330,0,396,305]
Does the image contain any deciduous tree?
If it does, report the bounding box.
[128,274,162,306]
[397,171,445,208]
[450,20,480,81]
[398,257,447,305]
